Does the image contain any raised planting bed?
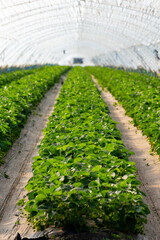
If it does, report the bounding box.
[0,65,69,163]
[19,67,149,234]
[86,66,160,156]
[0,67,42,87]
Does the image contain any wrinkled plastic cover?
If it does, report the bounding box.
[0,0,160,70]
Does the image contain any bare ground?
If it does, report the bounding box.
[93,78,160,240]
[0,76,66,240]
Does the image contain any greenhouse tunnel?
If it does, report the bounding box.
[0,0,160,71]
[1,1,160,239]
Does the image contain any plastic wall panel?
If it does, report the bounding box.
[0,0,160,70]
[93,43,160,72]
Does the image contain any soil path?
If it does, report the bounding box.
[0,75,66,240]
[93,78,160,240]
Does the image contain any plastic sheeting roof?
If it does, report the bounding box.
[0,0,160,70]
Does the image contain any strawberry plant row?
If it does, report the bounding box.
[0,67,42,88]
[86,67,160,155]
[21,67,149,234]
[0,66,69,163]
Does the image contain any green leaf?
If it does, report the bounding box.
[91,165,102,172]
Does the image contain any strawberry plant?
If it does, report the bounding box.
[0,68,42,87]
[21,67,149,234]
[86,67,160,156]
[0,66,69,163]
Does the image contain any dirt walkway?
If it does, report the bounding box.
[0,75,66,240]
[93,78,160,240]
